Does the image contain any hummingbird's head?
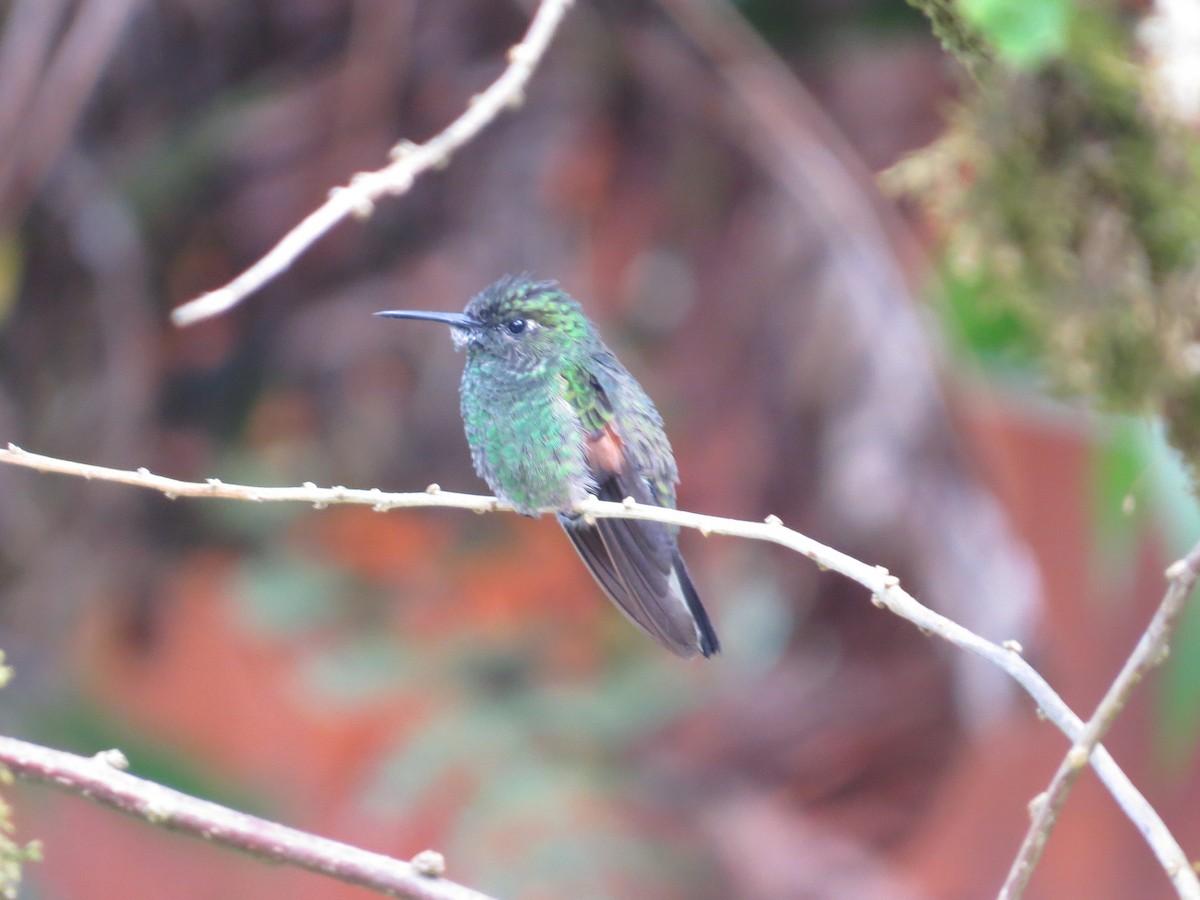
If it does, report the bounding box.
[377,276,593,371]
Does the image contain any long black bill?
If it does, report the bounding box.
[374,309,480,329]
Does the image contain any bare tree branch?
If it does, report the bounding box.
[169,0,575,327]
[0,736,494,900]
[1000,541,1200,900]
[649,3,1200,891]
[1,442,1197,897]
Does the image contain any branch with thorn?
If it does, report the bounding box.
[0,735,492,900]
[1,442,1196,897]
[1000,544,1200,900]
[169,0,575,327]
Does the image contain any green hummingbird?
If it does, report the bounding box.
[377,275,719,659]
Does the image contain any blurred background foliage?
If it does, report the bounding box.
[0,0,1197,898]
[897,0,1200,762]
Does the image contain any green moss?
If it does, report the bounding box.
[894,4,1200,478]
[904,0,991,73]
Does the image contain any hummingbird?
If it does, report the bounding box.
[376,275,719,659]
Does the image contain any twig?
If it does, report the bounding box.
[643,5,1199,888]
[0,442,1196,896]
[169,0,575,327]
[0,735,493,900]
[1000,542,1200,900]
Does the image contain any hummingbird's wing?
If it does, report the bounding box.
[558,360,719,659]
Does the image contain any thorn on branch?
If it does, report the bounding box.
[92,749,129,770]
[389,139,418,160]
[144,797,172,824]
[410,849,446,878]
[1165,558,1190,580]
[327,185,375,220]
[1028,791,1048,819]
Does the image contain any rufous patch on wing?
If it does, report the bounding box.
[586,422,625,474]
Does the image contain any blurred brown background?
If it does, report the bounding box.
[0,1,1196,897]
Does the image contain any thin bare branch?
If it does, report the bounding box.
[0,441,1196,896]
[1000,542,1200,900]
[0,735,493,900]
[169,0,575,327]
[642,6,1200,888]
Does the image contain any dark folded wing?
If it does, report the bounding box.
[558,357,719,658]
[560,472,713,657]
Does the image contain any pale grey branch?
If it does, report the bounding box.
[1,442,1196,896]
[1000,542,1200,900]
[169,0,575,327]
[0,735,493,900]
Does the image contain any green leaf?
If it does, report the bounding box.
[959,0,1073,68]
[933,263,1040,371]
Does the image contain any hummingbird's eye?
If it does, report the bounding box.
[505,318,527,335]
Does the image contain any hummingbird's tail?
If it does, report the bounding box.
[672,549,720,657]
[559,510,720,659]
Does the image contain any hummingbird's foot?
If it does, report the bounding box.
[561,508,600,528]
